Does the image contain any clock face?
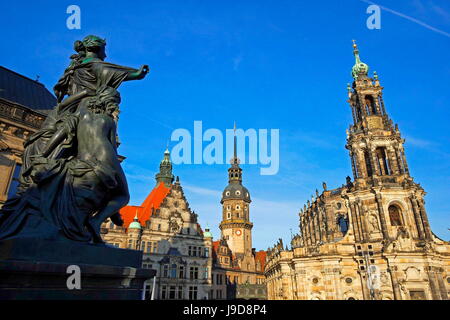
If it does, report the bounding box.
[235,229,242,236]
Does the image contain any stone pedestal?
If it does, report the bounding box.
[0,238,155,300]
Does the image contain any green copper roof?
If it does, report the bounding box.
[155,148,174,186]
[351,40,369,79]
[203,230,213,238]
[129,213,141,229]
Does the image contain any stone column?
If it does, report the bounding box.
[379,96,387,115]
[400,148,410,175]
[369,147,380,176]
[311,212,317,244]
[349,202,361,242]
[427,266,442,300]
[358,270,371,300]
[436,267,449,300]
[387,265,402,300]
[350,203,362,242]
[417,198,433,240]
[395,147,404,174]
[307,216,313,246]
[409,196,425,240]
[317,209,323,243]
[351,105,357,124]
[375,193,389,240]
[350,152,357,179]
[356,200,369,241]
[387,146,400,175]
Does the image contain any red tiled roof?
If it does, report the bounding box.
[255,250,267,270]
[119,182,171,229]
[212,240,220,253]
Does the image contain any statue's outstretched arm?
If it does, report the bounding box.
[125,65,150,81]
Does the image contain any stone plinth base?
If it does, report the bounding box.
[0,239,155,300]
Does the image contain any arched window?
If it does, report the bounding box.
[365,95,377,115]
[388,205,402,226]
[375,147,390,175]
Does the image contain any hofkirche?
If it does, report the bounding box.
[265,42,450,300]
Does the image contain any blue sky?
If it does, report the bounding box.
[1,0,449,249]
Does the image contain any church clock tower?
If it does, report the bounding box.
[219,126,253,258]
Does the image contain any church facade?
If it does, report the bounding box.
[264,42,450,300]
[101,149,213,300]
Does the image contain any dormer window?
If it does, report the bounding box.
[236,190,241,195]
[225,191,230,196]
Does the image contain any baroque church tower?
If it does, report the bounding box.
[345,40,433,242]
[265,42,450,301]
[219,127,253,262]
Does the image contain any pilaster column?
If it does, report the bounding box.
[350,151,358,179]
[409,196,425,240]
[436,268,449,300]
[375,193,389,239]
[356,200,369,241]
[379,95,386,115]
[400,147,410,174]
[369,147,380,176]
[395,147,404,174]
[426,267,442,300]
[417,198,433,240]
[349,202,361,242]
[358,270,371,300]
[387,146,400,175]
[387,265,402,300]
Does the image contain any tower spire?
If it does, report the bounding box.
[228,122,242,183]
[231,121,240,168]
[351,40,369,79]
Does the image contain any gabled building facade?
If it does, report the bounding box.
[102,149,213,300]
[265,42,450,300]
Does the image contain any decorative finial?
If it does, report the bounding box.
[351,40,369,79]
[373,71,378,80]
[134,209,139,221]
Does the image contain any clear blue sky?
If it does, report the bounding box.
[1,1,449,249]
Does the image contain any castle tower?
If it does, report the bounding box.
[155,148,174,187]
[219,125,253,258]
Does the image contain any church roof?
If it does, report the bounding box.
[119,181,171,229]
[0,66,56,113]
